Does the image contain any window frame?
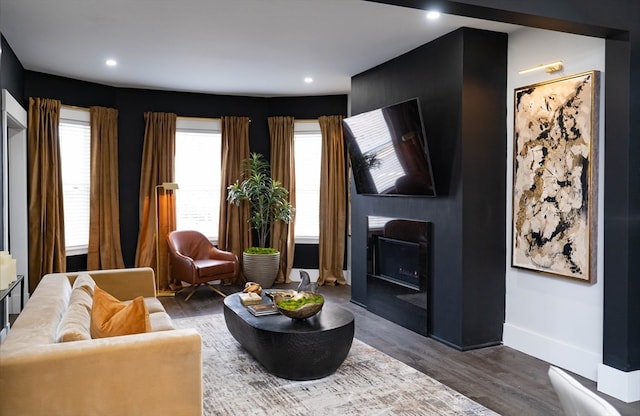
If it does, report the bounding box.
[59,106,91,255]
[174,117,222,244]
[293,120,322,244]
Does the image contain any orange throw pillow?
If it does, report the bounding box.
[90,286,151,339]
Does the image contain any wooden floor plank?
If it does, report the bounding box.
[160,283,639,416]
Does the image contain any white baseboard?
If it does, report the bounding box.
[503,322,601,381]
[597,364,640,403]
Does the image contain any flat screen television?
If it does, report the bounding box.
[343,98,436,196]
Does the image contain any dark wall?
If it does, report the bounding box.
[0,36,25,252]
[23,70,347,269]
[369,0,640,372]
[350,28,507,350]
[1,36,24,103]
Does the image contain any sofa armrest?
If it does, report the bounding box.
[0,329,202,416]
[65,267,157,300]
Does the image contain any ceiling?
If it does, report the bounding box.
[1,0,519,97]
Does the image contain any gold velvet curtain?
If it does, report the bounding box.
[134,112,177,291]
[318,115,347,286]
[27,97,66,293]
[268,116,296,284]
[218,116,251,285]
[87,107,125,270]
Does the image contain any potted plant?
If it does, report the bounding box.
[227,152,293,288]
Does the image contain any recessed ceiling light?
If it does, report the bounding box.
[304,77,313,83]
[106,59,117,67]
[426,11,441,20]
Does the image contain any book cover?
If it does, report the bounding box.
[239,292,262,306]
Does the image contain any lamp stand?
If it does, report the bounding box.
[155,183,179,297]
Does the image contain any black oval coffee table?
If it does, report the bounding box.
[223,292,354,380]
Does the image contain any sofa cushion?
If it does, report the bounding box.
[149,311,176,331]
[123,296,165,314]
[123,298,174,331]
[90,286,151,338]
[72,273,96,296]
[56,302,91,342]
[56,285,94,342]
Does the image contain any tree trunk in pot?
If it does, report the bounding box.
[242,251,280,288]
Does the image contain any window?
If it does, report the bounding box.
[59,107,91,255]
[293,120,322,243]
[175,118,222,242]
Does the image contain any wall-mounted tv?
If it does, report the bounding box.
[343,98,436,197]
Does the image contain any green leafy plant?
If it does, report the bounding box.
[227,152,294,250]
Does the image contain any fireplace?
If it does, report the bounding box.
[375,236,421,290]
[367,217,430,336]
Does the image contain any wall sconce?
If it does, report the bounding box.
[518,61,563,75]
[154,182,179,297]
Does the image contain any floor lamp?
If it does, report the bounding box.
[155,182,179,297]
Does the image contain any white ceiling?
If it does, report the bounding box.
[1,0,519,97]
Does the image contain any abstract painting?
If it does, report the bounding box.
[512,71,599,283]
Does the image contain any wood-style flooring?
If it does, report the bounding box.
[160,283,640,416]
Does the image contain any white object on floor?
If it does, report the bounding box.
[548,366,621,416]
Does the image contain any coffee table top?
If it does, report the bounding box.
[223,291,354,335]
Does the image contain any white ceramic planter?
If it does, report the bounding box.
[242,251,280,288]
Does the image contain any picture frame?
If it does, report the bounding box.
[511,71,600,283]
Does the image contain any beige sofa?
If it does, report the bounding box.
[0,267,202,416]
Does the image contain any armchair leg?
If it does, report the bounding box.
[176,283,227,301]
[206,283,227,298]
[176,285,198,301]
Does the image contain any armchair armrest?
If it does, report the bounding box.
[209,246,238,263]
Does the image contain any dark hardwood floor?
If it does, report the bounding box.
[160,283,639,416]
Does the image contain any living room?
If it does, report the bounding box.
[1,0,639,414]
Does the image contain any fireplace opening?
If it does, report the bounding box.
[375,236,421,290]
[367,217,430,336]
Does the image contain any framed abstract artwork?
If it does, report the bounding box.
[512,71,600,283]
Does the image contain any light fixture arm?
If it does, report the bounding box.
[518,61,563,75]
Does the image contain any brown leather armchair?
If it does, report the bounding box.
[167,230,239,301]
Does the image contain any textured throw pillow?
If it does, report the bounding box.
[90,286,150,339]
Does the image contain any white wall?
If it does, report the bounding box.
[504,28,606,381]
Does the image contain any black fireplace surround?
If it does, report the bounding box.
[367,217,430,336]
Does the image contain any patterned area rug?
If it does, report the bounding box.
[174,314,499,416]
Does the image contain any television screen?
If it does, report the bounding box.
[343,98,436,196]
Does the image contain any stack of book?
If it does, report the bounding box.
[247,303,279,316]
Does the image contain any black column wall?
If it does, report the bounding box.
[369,0,640,372]
[349,28,507,350]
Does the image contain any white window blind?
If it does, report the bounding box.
[59,107,91,255]
[175,118,222,242]
[293,120,322,243]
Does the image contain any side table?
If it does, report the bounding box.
[1,275,25,337]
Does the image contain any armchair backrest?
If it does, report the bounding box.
[167,230,214,260]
